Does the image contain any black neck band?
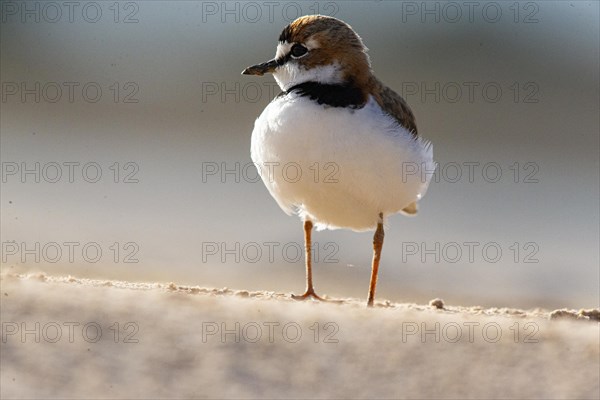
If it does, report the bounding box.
[281,81,367,108]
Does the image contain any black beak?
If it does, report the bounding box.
[241,59,279,76]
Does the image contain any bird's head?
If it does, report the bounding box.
[242,15,372,91]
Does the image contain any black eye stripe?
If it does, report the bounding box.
[273,43,308,67]
[290,44,308,58]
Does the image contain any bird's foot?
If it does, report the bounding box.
[291,289,344,303]
[291,288,326,301]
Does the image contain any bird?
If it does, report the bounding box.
[242,15,434,307]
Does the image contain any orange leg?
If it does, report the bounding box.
[292,220,325,301]
[367,213,385,307]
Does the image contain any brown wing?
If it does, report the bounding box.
[370,79,420,215]
[371,78,418,136]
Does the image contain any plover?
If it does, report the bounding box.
[242,15,434,307]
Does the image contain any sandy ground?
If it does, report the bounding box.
[1,272,598,400]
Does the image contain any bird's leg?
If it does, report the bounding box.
[367,213,385,307]
[292,220,325,301]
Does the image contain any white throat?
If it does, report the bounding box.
[273,62,343,91]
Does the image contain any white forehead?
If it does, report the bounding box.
[275,42,291,59]
[275,38,320,59]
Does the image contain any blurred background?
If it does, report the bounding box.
[1,0,598,309]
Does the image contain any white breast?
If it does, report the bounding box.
[250,93,434,231]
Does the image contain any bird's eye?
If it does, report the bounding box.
[290,44,308,58]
